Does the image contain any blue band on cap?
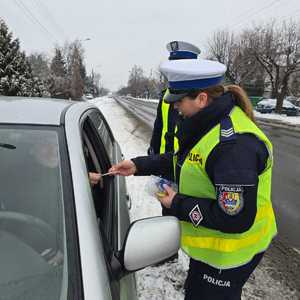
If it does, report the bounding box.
[169,51,198,60]
[168,76,224,90]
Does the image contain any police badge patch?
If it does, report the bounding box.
[189,204,203,227]
[217,185,244,216]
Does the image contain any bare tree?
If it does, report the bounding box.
[119,65,168,99]
[154,67,167,95]
[207,30,237,83]
[128,65,145,97]
[243,21,300,112]
[207,30,259,86]
[290,71,300,97]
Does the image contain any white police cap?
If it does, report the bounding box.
[166,41,201,60]
[160,59,227,103]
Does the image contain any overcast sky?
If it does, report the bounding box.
[1,0,300,91]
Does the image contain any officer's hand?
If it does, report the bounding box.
[109,160,137,176]
[157,184,177,208]
[89,172,101,186]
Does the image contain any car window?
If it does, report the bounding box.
[87,109,131,252]
[0,126,69,300]
[81,119,115,250]
[88,110,114,162]
[81,124,121,300]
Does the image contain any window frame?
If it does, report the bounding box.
[88,109,115,162]
[79,112,121,299]
[80,112,117,250]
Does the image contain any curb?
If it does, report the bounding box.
[256,117,300,132]
[114,96,300,133]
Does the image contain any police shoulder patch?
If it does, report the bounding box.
[217,185,244,216]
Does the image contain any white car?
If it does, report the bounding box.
[0,97,180,300]
[85,94,94,100]
[256,98,299,115]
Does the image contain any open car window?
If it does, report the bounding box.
[81,118,115,250]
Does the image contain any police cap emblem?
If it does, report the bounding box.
[170,41,179,51]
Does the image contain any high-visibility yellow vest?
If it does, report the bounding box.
[160,89,179,154]
[174,106,277,269]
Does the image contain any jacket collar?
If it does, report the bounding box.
[176,92,235,153]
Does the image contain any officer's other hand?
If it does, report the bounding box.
[89,172,101,186]
[157,184,177,208]
[109,160,137,176]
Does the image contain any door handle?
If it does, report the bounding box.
[126,194,132,210]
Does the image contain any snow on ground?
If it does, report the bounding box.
[92,97,298,300]
[255,111,300,126]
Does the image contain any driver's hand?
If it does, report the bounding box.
[89,172,101,186]
[109,160,137,176]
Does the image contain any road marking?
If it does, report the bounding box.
[293,247,300,255]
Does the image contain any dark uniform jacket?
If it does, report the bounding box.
[133,92,269,234]
[149,89,179,155]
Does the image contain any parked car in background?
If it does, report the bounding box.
[285,96,300,107]
[85,93,94,100]
[256,98,299,116]
[0,97,180,300]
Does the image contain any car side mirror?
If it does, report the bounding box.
[122,216,181,272]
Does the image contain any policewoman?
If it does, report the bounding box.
[149,41,201,159]
[109,58,277,300]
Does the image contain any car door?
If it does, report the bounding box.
[80,109,137,300]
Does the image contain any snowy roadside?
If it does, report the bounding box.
[93,97,299,300]
[107,96,300,128]
[255,111,300,124]
[255,111,300,129]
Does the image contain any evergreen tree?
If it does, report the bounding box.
[28,52,50,82]
[79,55,86,82]
[0,19,45,97]
[69,45,84,100]
[85,70,102,96]
[49,47,69,98]
[50,48,66,77]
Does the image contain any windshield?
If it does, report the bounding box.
[0,127,67,299]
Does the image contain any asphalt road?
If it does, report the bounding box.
[261,124,300,251]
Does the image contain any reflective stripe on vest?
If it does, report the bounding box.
[160,89,179,154]
[175,106,277,269]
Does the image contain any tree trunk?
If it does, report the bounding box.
[275,75,289,113]
[275,94,284,113]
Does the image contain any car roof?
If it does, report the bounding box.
[0,96,92,125]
